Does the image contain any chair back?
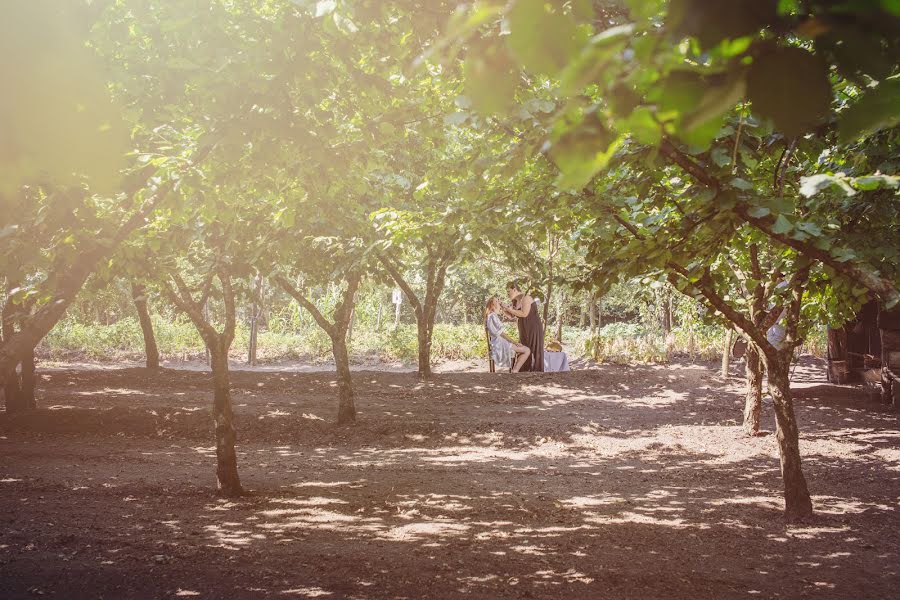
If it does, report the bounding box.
[485,327,495,373]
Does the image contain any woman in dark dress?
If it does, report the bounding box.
[502,282,544,372]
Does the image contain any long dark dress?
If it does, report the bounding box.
[514,294,544,372]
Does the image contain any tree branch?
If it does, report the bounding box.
[377,255,424,319]
[733,204,899,306]
[273,274,335,338]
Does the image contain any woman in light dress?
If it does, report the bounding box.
[484,296,530,373]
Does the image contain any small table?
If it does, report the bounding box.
[544,351,570,372]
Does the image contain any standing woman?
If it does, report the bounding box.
[503,282,544,372]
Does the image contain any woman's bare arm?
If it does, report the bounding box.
[504,296,532,318]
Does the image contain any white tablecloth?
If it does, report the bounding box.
[544,351,569,372]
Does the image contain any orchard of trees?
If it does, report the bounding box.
[2,4,899,587]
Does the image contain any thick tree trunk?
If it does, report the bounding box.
[132,284,160,370]
[332,336,356,425]
[210,347,242,497]
[2,301,24,413]
[743,343,763,436]
[765,358,813,520]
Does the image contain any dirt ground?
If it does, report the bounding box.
[1,357,898,599]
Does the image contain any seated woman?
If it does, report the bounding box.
[485,296,531,373]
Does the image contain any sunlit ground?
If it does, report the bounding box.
[1,357,898,599]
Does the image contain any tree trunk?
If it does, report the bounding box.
[1,300,24,413]
[132,284,160,370]
[3,369,22,413]
[210,346,243,497]
[721,329,733,378]
[661,290,673,333]
[247,273,263,366]
[347,307,355,347]
[543,282,552,340]
[579,295,587,327]
[20,345,36,410]
[203,301,211,366]
[247,309,259,366]
[555,292,564,342]
[544,235,554,339]
[332,336,356,425]
[589,295,597,333]
[743,343,763,436]
[417,315,433,378]
[765,357,813,520]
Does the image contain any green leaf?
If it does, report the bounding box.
[559,27,630,95]
[818,26,894,82]
[838,78,900,144]
[853,174,899,190]
[800,174,856,198]
[747,46,832,137]
[625,0,663,20]
[730,177,754,190]
[711,147,731,167]
[832,247,857,263]
[622,107,661,146]
[747,206,770,218]
[508,0,579,76]
[681,73,747,135]
[551,123,624,190]
[771,214,793,234]
[463,45,518,115]
[796,221,823,237]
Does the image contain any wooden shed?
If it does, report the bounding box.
[827,301,900,404]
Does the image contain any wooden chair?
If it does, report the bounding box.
[485,328,495,373]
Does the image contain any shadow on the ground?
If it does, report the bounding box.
[1,358,898,599]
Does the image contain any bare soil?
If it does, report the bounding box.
[1,357,898,599]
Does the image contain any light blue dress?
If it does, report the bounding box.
[486,313,514,369]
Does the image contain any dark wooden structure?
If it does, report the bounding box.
[827,301,900,404]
